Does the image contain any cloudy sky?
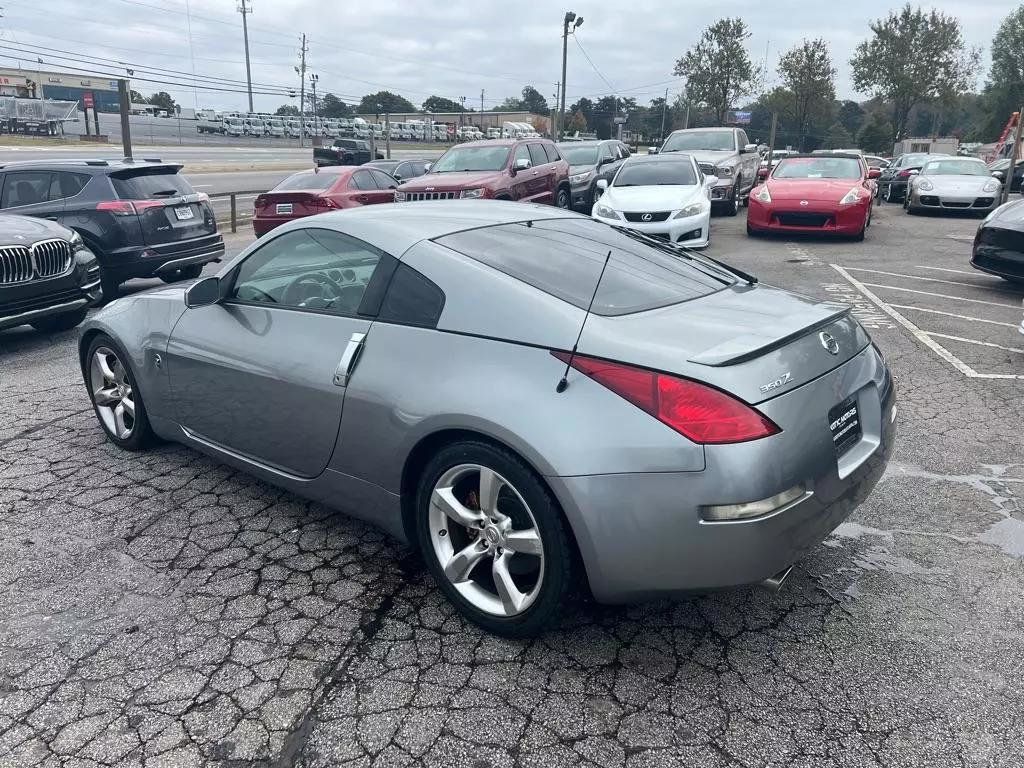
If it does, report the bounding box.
[0,0,1011,113]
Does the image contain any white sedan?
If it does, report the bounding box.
[591,154,716,248]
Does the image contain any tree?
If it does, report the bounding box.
[520,85,549,116]
[857,116,891,153]
[823,121,853,148]
[275,104,299,116]
[422,95,464,113]
[496,96,526,111]
[321,93,352,118]
[976,5,1024,141]
[850,4,979,143]
[129,90,147,104]
[777,39,836,150]
[568,97,594,127]
[672,18,760,125]
[836,100,866,137]
[356,91,416,115]
[148,92,176,112]
[569,109,587,133]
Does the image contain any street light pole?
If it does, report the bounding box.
[237,0,254,113]
[559,11,582,142]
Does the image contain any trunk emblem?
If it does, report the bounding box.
[819,331,840,355]
[799,200,809,206]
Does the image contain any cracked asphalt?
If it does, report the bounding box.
[2,203,1023,767]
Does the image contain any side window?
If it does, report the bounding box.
[369,170,396,189]
[600,144,616,163]
[350,171,375,191]
[513,144,531,168]
[1,171,53,208]
[378,264,446,328]
[618,143,631,159]
[737,130,750,148]
[230,228,383,316]
[528,143,548,167]
[51,172,91,201]
[542,144,561,163]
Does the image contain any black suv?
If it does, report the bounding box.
[0,158,224,298]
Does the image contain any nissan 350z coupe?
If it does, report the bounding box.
[78,201,896,636]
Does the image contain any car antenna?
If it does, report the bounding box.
[556,250,612,394]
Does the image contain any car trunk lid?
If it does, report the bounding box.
[254,191,336,218]
[109,165,216,246]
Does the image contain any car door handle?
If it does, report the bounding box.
[333,332,366,387]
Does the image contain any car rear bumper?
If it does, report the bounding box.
[104,234,225,280]
[551,345,896,603]
[252,215,302,237]
[747,198,867,235]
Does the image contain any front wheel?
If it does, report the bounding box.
[30,307,88,333]
[415,441,575,637]
[554,186,571,209]
[724,182,739,216]
[85,335,155,451]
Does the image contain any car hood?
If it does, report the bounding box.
[766,178,861,201]
[399,171,503,190]
[603,184,704,211]
[0,214,71,244]
[663,149,736,165]
[924,175,995,194]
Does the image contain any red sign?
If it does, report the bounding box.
[83,92,94,109]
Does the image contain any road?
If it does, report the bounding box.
[1,203,1023,767]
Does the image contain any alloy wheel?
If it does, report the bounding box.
[89,346,136,440]
[556,188,571,209]
[428,464,545,617]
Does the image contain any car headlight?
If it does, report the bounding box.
[714,165,734,178]
[753,185,771,203]
[917,179,934,191]
[594,203,620,219]
[460,188,486,199]
[394,190,406,201]
[674,201,707,218]
[69,230,84,250]
[839,187,864,205]
[570,171,593,185]
[982,179,1000,193]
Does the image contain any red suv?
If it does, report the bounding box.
[395,139,571,207]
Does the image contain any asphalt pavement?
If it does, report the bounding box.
[1,201,1023,767]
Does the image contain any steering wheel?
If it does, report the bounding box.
[282,273,345,307]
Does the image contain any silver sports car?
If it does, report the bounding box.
[905,157,1003,215]
[78,201,896,636]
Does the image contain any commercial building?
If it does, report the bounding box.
[0,67,120,111]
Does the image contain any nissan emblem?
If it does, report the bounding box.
[819,331,840,355]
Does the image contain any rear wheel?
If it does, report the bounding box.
[724,182,739,216]
[415,441,574,637]
[85,335,155,451]
[30,307,88,333]
[884,183,897,203]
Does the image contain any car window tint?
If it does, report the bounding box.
[231,228,382,316]
[617,144,631,159]
[436,218,729,317]
[1,171,52,208]
[111,170,194,199]
[737,130,749,147]
[274,171,337,191]
[369,170,397,189]
[600,144,615,162]
[51,172,90,200]
[378,263,446,327]
[513,144,531,167]
[542,144,560,163]
[528,143,548,167]
[350,171,375,191]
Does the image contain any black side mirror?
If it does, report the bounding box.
[185,276,222,308]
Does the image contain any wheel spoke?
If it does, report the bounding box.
[93,387,121,406]
[112,403,131,439]
[477,467,504,518]
[95,353,117,382]
[504,527,542,557]
[444,540,489,583]
[432,487,485,530]
[121,395,136,420]
[492,552,527,615]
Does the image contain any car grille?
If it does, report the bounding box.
[942,201,971,209]
[0,246,32,284]
[775,212,832,227]
[920,195,940,206]
[973,197,995,208]
[404,191,460,201]
[32,239,73,279]
[623,211,671,223]
[0,239,73,285]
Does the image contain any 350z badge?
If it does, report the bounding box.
[759,372,792,394]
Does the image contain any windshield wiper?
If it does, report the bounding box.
[610,226,757,286]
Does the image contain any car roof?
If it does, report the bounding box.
[778,152,863,161]
[453,138,546,148]
[668,127,734,133]
[0,157,180,173]
[555,140,615,147]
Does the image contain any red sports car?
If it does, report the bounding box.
[253,166,398,237]
[746,154,879,240]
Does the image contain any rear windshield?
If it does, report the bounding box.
[921,159,989,176]
[274,172,337,191]
[614,160,696,187]
[436,218,730,316]
[112,170,194,199]
[560,145,599,165]
[774,157,862,179]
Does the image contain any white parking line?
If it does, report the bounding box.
[923,332,1024,355]
[915,266,978,276]
[858,283,1021,309]
[843,267,1019,293]
[888,304,1020,329]
[830,265,1024,380]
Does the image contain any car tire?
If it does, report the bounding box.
[29,307,88,333]
[84,334,155,451]
[725,182,739,216]
[160,264,204,283]
[884,184,895,203]
[555,186,571,209]
[746,221,762,237]
[414,441,575,637]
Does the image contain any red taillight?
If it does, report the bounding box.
[96,200,164,215]
[313,197,339,209]
[552,352,780,444]
[254,195,268,209]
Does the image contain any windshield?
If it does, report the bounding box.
[274,172,337,191]
[922,159,990,176]
[663,130,735,152]
[900,154,932,167]
[560,145,599,165]
[773,157,862,180]
[431,146,510,172]
[614,161,697,187]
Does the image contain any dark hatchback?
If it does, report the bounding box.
[972,198,1024,284]
[0,159,224,298]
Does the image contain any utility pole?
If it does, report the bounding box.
[766,112,778,176]
[117,79,133,160]
[296,34,307,148]
[559,12,583,141]
[237,0,254,113]
[480,89,485,127]
[659,87,668,143]
[1003,106,1023,206]
[310,74,319,137]
[552,82,560,138]
[385,112,391,159]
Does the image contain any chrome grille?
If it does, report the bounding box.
[0,246,32,284]
[405,191,460,201]
[31,239,73,279]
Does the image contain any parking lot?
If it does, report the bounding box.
[1,203,1023,767]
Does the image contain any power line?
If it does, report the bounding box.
[573,35,616,94]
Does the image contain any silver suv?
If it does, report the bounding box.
[655,127,760,215]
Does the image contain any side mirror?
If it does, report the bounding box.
[596,179,608,191]
[184,276,221,308]
[704,175,719,187]
[868,168,882,179]
[514,158,531,171]
[743,143,759,154]
[647,146,659,155]
[907,169,920,176]
[393,173,403,181]
[992,170,1005,180]
[424,163,432,172]
[757,167,769,180]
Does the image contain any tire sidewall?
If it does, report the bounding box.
[84,334,153,451]
[555,186,570,209]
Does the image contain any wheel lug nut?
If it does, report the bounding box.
[439,529,447,537]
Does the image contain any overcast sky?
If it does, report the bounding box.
[0,0,1011,113]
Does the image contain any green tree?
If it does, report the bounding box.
[422,95,464,113]
[356,91,416,115]
[836,100,866,137]
[520,85,549,116]
[129,90,147,104]
[857,116,891,153]
[777,39,836,150]
[568,97,594,127]
[148,92,176,112]
[569,109,587,133]
[850,4,979,143]
[823,121,853,148]
[321,93,352,118]
[275,104,299,116]
[672,17,760,124]
[976,5,1024,141]
[497,96,526,111]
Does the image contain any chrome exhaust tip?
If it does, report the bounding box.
[759,565,794,593]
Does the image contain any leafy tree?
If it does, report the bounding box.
[569,109,587,133]
[148,92,176,112]
[568,97,594,127]
[275,104,299,116]
[321,93,352,118]
[672,18,760,124]
[823,121,854,148]
[356,91,416,115]
[497,96,526,111]
[520,85,549,116]
[836,100,866,137]
[422,95,464,113]
[777,39,836,150]
[976,5,1024,141]
[129,90,147,104]
[850,4,979,142]
[857,116,891,153]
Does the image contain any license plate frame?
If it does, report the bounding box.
[173,206,195,221]
[828,397,862,456]
[276,203,293,215]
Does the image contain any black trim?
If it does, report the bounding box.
[356,252,398,317]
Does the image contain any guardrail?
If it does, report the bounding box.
[208,190,264,233]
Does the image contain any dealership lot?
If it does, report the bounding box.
[1,205,1023,767]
